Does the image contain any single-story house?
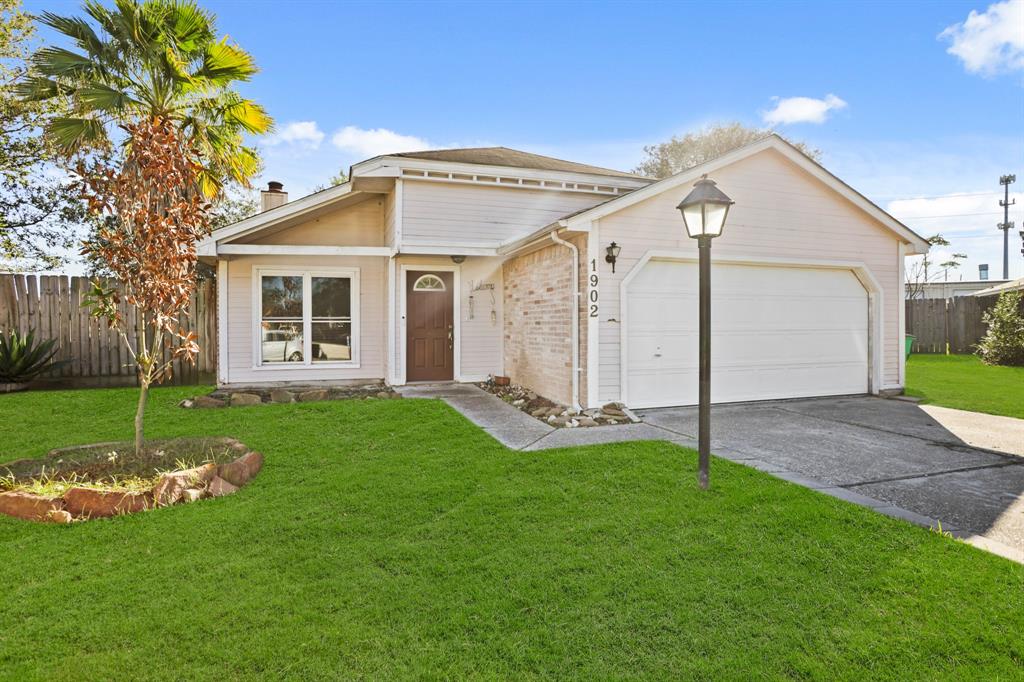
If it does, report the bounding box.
[971,277,1024,297]
[908,279,1009,299]
[198,135,929,409]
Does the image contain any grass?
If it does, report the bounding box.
[0,386,1021,680]
[906,353,1024,419]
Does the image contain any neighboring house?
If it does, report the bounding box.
[198,135,929,410]
[971,277,1024,297]
[906,280,1009,299]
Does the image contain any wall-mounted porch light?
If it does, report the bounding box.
[451,255,466,264]
[605,242,621,273]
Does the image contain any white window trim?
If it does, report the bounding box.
[252,265,361,370]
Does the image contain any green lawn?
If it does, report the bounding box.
[906,354,1024,419]
[0,387,1021,679]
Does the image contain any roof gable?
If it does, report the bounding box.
[557,135,930,254]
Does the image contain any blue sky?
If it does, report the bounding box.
[26,0,1024,280]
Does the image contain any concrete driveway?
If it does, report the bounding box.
[640,397,1024,559]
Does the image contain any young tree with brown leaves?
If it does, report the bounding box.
[81,118,208,453]
[20,0,272,453]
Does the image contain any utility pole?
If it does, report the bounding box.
[998,174,1015,280]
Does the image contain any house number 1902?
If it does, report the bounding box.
[589,259,599,317]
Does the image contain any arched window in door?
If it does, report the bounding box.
[413,274,447,292]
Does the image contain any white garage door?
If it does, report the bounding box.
[625,260,869,408]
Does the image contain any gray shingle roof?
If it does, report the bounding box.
[387,147,649,180]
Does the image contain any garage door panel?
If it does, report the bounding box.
[626,260,868,408]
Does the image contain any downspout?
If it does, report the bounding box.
[550,230,582,412]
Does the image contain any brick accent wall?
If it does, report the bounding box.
[503,236,587,407]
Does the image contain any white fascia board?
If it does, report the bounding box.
[217,245,392,257]
[203,182,360,247]
[399,244,498,257]
[497,219,587,256]
[351,157,652,190]
[561,135,931,254]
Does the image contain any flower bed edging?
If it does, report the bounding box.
[0,438,263,523]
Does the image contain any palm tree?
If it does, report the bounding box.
[17,0,273,196]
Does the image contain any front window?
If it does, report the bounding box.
[257,269,359,366]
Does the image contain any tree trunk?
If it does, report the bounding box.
[134,379,149,456]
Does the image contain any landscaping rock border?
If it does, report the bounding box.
[179,383,400,408]
[478,377,641,428]
[0,438,262,523]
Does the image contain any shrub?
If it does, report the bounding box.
[0,329,67,384]
[976,291,1024,367]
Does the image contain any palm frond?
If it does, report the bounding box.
[77,83,140,113]
[30,46,96,78]
[13,76,66,102]
[38,12,106,56]
[197,40,257,85]
[47,117,108,154]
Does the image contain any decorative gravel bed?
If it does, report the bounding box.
[0,437,262,523]
[477,377,641,428]
[180,382,400,408]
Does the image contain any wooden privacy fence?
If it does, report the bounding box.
[905,295,1006,354]
[0,274,216,386]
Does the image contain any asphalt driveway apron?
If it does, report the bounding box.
[641,396,1024,560]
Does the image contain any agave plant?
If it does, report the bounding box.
[0,330,68,385]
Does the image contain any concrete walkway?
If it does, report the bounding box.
[396,384,1024,564]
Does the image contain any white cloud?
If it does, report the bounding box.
[762,94,848,125]
[261,121,325,150]
[330,126,434,159]
[939,0,1024,76]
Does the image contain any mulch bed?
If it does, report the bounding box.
[0,437,262,523]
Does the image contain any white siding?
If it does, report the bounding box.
[402,181,607,248]
[223,255,387,385]
[594,148,904,403]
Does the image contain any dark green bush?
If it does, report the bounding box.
[976,291,1024,367]
[0,329,67,383]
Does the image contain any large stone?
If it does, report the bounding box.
[153,462,218,506]
[577,417,599,427]
[217,451,264,488]
[63,488,152,518]
[180,488,205,503]
[230,392,262,407]
[530,407,549,418]
[193,395,226,409]
[0,491,63,522]
[47,509,74,524]
[206,476,239,498]
[270,389,294,404]
[297,389,330,402]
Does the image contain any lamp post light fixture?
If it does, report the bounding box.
[676,175,734,489]
[605,241,622,273]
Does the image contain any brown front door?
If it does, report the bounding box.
[406,271,454,382]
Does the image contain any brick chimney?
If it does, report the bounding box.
[260,181,287,212]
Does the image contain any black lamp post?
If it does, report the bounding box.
[676,175,734,489]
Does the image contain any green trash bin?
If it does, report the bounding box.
[905,334,915,360]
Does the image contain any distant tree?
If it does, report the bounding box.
[313,167,348,192]
[905,234,967,299]
[209,186,259,230]
[634,122,822,179]
[0,0,89,271]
